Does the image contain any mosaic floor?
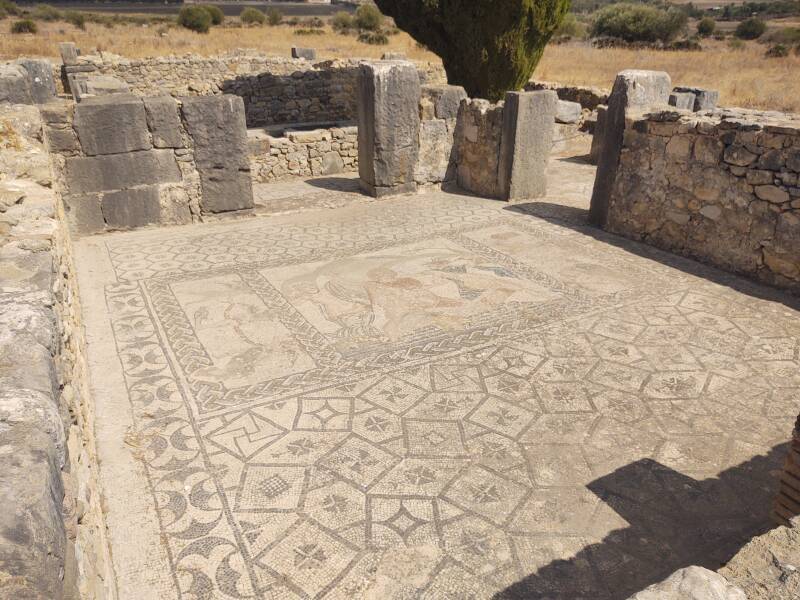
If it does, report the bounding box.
[75,166,800,600]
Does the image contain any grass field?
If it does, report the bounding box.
[2,18,799,113]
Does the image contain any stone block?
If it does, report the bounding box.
[44,125,80,154]
[669,91,695,111]
[17,59,56,104]
[626,566,745,600]
[144,96,184,149]
[74,94,151,156]
[321,151,345,175]
[674,86,720,111]
[62,193,105,236]
[39,103,71,125]
[247,129,271,155]
[65,149,181,194]
[416,118,452,185]
[0,64,32,105]
[589,105,607,165]
[292,47,317,61]
[180,95,254,213]
[421,84,468,121]
[58,42,79,66]
[101,186,162,229]
[357,61,421,197]
[555,100,582,124]
[83,75,131,97]
[498,90,558,200]
[590,69,671,226]
[456,99,505,198]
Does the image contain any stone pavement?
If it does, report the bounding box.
[74,155,800,599]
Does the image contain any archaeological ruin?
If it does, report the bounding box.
[1,43,800,600]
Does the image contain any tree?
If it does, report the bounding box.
[240,7,265,25]
[374,0,570,102]
[696,16,715,37]
[735,17,766,40]
[178,5,212,33]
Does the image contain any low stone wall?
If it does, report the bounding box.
[44,93,254,236]
[249,125,358,182]
[603,107,800,293]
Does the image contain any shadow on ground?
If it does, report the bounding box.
[306,176,363,193]
[495,446,785,599]
[505,201,800,312]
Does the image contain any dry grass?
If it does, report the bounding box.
[1,18,799,113]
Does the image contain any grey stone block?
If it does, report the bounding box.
[416,118,453,185]
[669,91,696,111]
[83,75,130,97]
[101,186,161,229]
[17,59,56,105]
[556,100,582,124]
[44,125,79,154]
[0,64,32,105]
[674,86,720,111]
[589,105,607,165]
[321,151,345,175]
[39,103,71,125]
[74,94,151,156]
[59,42,79,66]
[62,193,105,236]
[144,96,184,148]
[498,90,558,200]
[292,47,317,61]
[590,69,671,226]
[422,84,468,121]
[64,64,95,74]
[180,95,254,213]
[358,61,421,197]
[627,566,746,600]
[65,149,181,194]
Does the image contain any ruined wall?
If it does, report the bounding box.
[44,93,254,236]
[69,51,446,128]
[605,108,800,293]
[250,125,358,182]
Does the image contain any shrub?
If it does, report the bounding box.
[375,0,570,102]
[735,17,766,40]
[555,13,588,39]
[358,30,389,45]
[728,37,746,50]
[200,5,223,26]
[177,5,211,33]
[763,27,800,45]
[0,0,20,17]
[65,10,86,30]
[590,4,688,43]
[11,17,36,33]
[240,7,265,25]
[295,28,325,35]
[697,17,715,37]
[766,43,790,57]
[331,10,354,33]
[31,3,62,21]
[355,4,383,31]
[266,7,282,26]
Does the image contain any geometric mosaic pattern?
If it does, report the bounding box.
[94,189,800,599]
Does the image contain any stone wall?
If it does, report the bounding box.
[603,107,800,293]
[64,50,446,128]
[44,93,254,236]
[250,125,358,182]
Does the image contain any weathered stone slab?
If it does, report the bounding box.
[357,61,421,197]
[556,99,582,124]
[669,91,695,111]
[83,75,130,98]
[456,99,505,198]
[421,84,468,121]
[292,47,317,61]
[101,186,161,229]
[65,149,181,194]
[180,95,254,213]
[74,95,151,156]
[498,90,558,200]
[17,59,56,105]
[63,193,105,236]
[415,118,452,184]
[44,125,80,154]
[0,64,32,105]
[143,96,184,149]
[627,567,746,600]
[58,42,79,66]
[674,86,720,111]
[590,69,671,226]
[589,104,607,165]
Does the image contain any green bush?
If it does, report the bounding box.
[177,5,212,33]
[266,7,282,26]
[240,7,265,25]
[31,4,62,21]
[331,10,354,32]
[355,4,383,31]
[11,17,36,33]
[728,37,746,50]
[65,10,86,30]
[358,30,389,45]
[555,13,588,39]
[697,17,715,37]
[199,5,223,25]
[735,17,766,40]
[0,0,20,17]
[590,3,688,43]
[766,43,790,57]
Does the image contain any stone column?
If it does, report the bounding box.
[773,414,800,527]
[497,90,558,200]
[589,70,671,227]
[357,61,421,197]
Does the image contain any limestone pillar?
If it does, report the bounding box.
[357,61,421,197]
[589,70,671,227]
[498,90,558,200]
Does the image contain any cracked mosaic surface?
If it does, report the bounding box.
[79,187,800,599]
